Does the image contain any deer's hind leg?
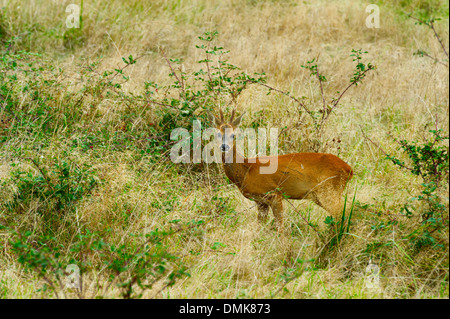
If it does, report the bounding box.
[256,201,270,224]
[311,182,346,219]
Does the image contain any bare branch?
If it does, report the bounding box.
[360,126,414,172]
[251,81,312,115]
[430,20,448,58]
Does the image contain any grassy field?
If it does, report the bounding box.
[0,0,448,299]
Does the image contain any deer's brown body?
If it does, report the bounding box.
[208,110,353,231]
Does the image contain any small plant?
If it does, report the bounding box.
[390,130,448,249]
[100,228,190,299]
[386,129,448,186]
[323,188,357,249]
[5,158,98,213]
[144,31,266,141]
[3,224,190,299]
[364,127,448,250]
[256,49,375,152]
[272,258,315,297]
[362,11,449,251]
[408,15,448,67]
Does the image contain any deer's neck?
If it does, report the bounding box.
[222,145,250,186]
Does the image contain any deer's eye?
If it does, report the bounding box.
[230,133,235,139]
[217,132,222,138]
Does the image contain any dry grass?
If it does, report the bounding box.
[0,0,448,299]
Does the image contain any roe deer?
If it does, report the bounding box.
[207,109,353,232]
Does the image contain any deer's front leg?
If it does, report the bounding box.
[269,194,284,232]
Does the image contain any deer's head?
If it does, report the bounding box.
[207,109,245,153]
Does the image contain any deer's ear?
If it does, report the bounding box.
[231,112,245,127]
[207,111,219,126]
